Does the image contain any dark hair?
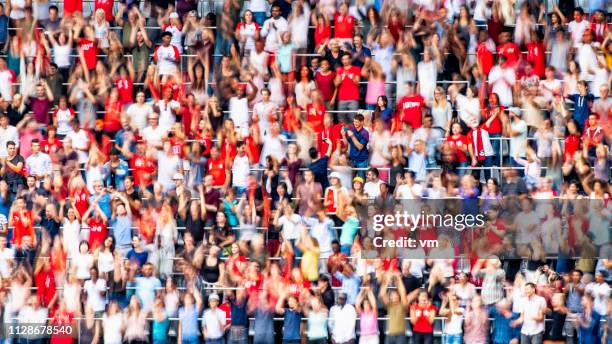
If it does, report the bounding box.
[31,138,40,145]
[525,282,536,290]
[367,167,379,177]
[309,147,319,159]
[6,141,15,148]
[236,141,245,149]
[354,114,365,122]
[49,5,58,11]
[574,7,584,15]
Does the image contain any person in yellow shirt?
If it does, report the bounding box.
[297,225,320,283]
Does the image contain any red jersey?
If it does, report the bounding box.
[35,269,56,307]
[207,157,227,187]
[63,0,82,17]
[315,71,336,101]
[103,100,123,133]
[317,124,343,156]
[116,77,133,105]
[526,42,546,77]
[41,138,63,156]
[50,310,74,344]
[282,107,301,133]
[446,135,469,163]
[564,134,580,161]
[333,13,355,39]
[244,135,261,164]
[71,188,89,217]
[286,279,311,297]
[130,154,156,187]
[410,303,437,333]
[497,42,521,65]
[94,0,114,21]
[486,218,506,246]
[314,23,331,47]
[196,132,213,156]
[78,38,97,70]
[336,66,361,101]
[482,106,504,134]
[477,43,494,75]
[170,137,186,158]
[88,218,107,250]
[12,210,35,247]
[306,103,326,133]
[396,94,425,129]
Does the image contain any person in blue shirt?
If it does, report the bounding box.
[567,80,594,130]
[0,4,7,47]
[578,293,601,344]
[343,113,369,178]
[275,291,303,344]
[308,138,332,190]
[332,262,362,304]
[489,299,520,344]
[110,192,133,257]
[350,35,372,68]
[178,288,204,344]
[102,148,130,191]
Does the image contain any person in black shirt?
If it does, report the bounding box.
[316,275,336,310]
[179,189,206,244]
[36,202,61,240]
[1,140,25,200]
[308,140,332,190]
[544,293,568,342]
[6,94,27,127]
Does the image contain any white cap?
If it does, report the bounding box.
[329,172,341,180]
[169,12,179,19]
[172,173,184,180]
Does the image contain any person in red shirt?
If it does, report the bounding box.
[34,258,58,308]
[314,58,337,106]
[317,112,343,157]
[103,89,124,134]
[484,205,506,253]
[497,31,520,67]
[526,32,546,78]
[82,200,109,251]
[314,13,331,50]
[306,92,326,134]
[482,92,504,160]
[115,65,134,105]
[41,125,63,163]
[181,93,200,136]
[78,27,98,71]
[50,301,75,344]
[69,177,89,217]
[334,53,361,123]
[395,82,425,130]
[446,122,469,172]
[9,197,37,248]
[333,3,355,44]
[129,140,156,189]
[207,146,230,188]
[63,0,83,18]
[476,31,495,76]
[564,119,581,161]
[94,0,114,22]
[582,113,603,157]
[410,290,437,342]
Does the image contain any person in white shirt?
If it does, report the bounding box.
[25,139,52,181]
[231,141,250,193]
[417,48,441,102]
[274,203,302,245]
[84,267,107,315]
[328,293,357,344]
[141,113,167,150]
[17,295,48,341]
[260,4,288,53]
[127,91,153,132]
[488,56,516,107]
[153,31,180,77]
[157,87,181,130]
[0,236,14,278]
[0,114,18,157]
[155,140,183,192]
[259,123,287,166]
[505,107,528,164]
[585,270,611,316]
[252,88,277,135]
[567,8,590,48]
[65,118,91,166]
[512,282,547,342]
[201,293,226,341]
[363,168,384,199]
[0,58,15,101]
[228,81,258,138]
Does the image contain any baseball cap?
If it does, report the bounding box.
[209,293,220,301]
[172,173,184,180]
[329,172,341,180]
[169,12,179,19]
[352,176,364,184]
[508,107,521,116]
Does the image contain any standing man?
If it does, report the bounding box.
[328,292,357,344]
[334,53,361,123]
[1,141,25,199]
[512,282,546,344]
[342,113,369,178]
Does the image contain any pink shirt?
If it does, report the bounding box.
[359,310,378,336]
[365,78,386,106]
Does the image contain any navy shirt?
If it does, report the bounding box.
[309,156,329,190]
[347,127,369,163]
[0,15,8,43]
[230,298,248,327]
[568,93,594,128]
[350,46,372,68]
[282,309,302,341]
[39,214,60,239]
[126,250,148,268]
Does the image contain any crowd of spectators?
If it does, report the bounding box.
[0,0,608,343]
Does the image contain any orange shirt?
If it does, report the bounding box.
[12,210,35,247]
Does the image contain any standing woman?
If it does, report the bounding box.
[368,119,391,182]
[372,95,393,129]
[103,301,125,344]
[91,9,110,53]
[463,295,489,344]
[123,295,149,344]
[304,296,329,344]
[355,287,378,344]
[288,0,310,68]
[410,291,437,344]
[235,10,260,56]
[294,66,316,109]
[429,87,452,136]
[151,298,170,344]
[362,60,386,111]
